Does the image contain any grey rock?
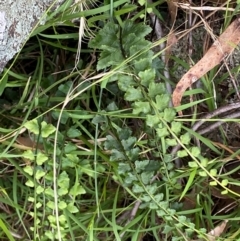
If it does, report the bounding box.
[0,0,65,73]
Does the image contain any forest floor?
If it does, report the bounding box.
[0,0,240,240]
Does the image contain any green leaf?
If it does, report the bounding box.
[144,160,161,172]
[146,114,160,127]
[64,143,77,153]
[106,102,118,111]
[166,138,177,146]
[163,155,172,163]
[155,193,164,202]
[118,163,131,174]
[163,108,176,122]
[200,158,208,167]
[138,0,145,6]
[47,215,56,224]
[97,50,124,70]
[35,169,46,180]
[188,162,198,168]
[147,7,152,13]
[171,121,182,134]
[67,127,81,138]
[92,114,107,125]
[125,87,143,101]
[45,187,54,197]
[135,160,149,173]
[221,190,228,195]
[155,94,170,111]
[58,187,68,196]
[146,183,158,195]
[41,121,56,138]
[167,163,174,170]
[58,171,70,189]
[24,119,39,135]
[210,169,217,176]
[118,128,132,140]
[88,22,119,49]
[132,184,144,193]
[118,75,135,91]
[141,171,154,184]
[62,155,77,168]
[148,82,166,98]
[22,150,35,160]
[179,215,187,222]
[177,150,188,158]
[210,181,217,186]
[45,231,54,240]
[149,202,158,209]
[52,110,69,124]
[159,201,168,209]
[124,172,138,184]
[121,136,136,151]
[185,228,194,236]
[47,201,55,210]
[221,179,228,186]
[110,149,125,161]
[23,166,33,176]
[129,42,152,60]
[58,201,67,210]
[139,69,155,87]
[58,81,72,95]
[69,185,86,196]
[134,57,152,73]
[36,152,48,165]
[180,133,191,145]
[199,171,207,177]
[190,147,201,157]
[58,215,67,225]
[156,209,165,217]
[67,203,79,213]
[133,101,151,114]
[128,147,140,161]
[25,180,34,187]
[156,127,169,138]
[36,185,44,194]
[104,135,121,150]
[122,20,152,40]
[36,202,42,209]
[162,225,174,234]
[140,195,151,202]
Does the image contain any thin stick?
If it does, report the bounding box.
[178,4,235,12]
[171,102,240,159]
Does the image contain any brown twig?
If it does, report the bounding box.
[171,102,240,165]
[198,111,240,135]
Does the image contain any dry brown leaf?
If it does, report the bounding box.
[191,220,228,241]
[206,220,228,241]
[166,32,178,65]
[16,136,44,150]
[172,18,240,115]
[167,0,178,24]
[166,1,178,65]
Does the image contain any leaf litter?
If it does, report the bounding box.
[172,17,240,115]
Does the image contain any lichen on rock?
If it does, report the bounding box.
[0,0,65,73]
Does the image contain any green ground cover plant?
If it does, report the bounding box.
[0,0,240,240]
